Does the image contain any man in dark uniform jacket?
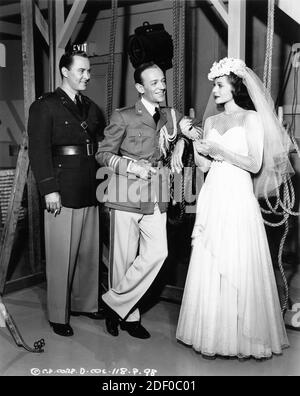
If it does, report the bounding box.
[96,62,190,339]
[28,50,105,336]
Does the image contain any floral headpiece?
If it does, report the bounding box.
[208,57,246,81]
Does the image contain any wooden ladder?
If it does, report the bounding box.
[0,135,44,353]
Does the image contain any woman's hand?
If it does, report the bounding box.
[186,126,203,140]
[179,117,203,140]
[194,140,210,156]
[194,140,224,161]
[179,117,192,133]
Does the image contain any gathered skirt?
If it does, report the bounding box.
[176,162,289,359]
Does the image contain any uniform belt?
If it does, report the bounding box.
[53,144,94,156]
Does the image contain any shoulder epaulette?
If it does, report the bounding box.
[37,92,54,100]
[116,105,133,112]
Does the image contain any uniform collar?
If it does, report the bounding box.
[135,99,167,131]
[141,97,159,117]
[59,86,81,103]
[56,88,89,120]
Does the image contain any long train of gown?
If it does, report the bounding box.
[176,125,289,359]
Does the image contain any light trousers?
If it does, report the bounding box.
[102,204,168,322]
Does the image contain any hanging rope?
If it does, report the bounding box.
[169,0,190,224]
[172,0,180,111]
[260,0,300,314]
[261,0,289,313]
[263,0,275,92]
[179,2,185,113]
[172,0,186,113]
[105,0,118,123]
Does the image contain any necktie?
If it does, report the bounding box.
[153,107,160,125]
[75,94,83,116]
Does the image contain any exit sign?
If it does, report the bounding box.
[72,42,98,57]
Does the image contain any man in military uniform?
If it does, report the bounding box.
[28,50,105,336]
[96,62,188,339]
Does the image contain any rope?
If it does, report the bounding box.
[263,0,275,92]
[172,0,186,113]
[179,1,185,114]
[169,0,189,223]
[172,0,180,111]
[277,217,290,310]
[261,0,295,314]
[105,0,118,123]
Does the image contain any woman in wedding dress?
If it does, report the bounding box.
[176,58,293,360]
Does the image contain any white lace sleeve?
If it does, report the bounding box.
[208,112,264,174]
[193,118,212,172]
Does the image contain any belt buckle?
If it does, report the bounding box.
[86,143,94,156]
[81,121,88,130]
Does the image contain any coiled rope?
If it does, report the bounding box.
[261,0,300,314]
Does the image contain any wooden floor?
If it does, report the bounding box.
[0,284,300,376]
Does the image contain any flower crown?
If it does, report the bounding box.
[208,57,246,81]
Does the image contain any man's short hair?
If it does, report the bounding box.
[59,50,88,79]
[134,62,161,85]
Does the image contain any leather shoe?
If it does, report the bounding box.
[70,310,105,320]
[120,321,150,339]
[102,301,121,337]
[49,322,74,337]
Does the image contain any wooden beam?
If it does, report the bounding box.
[20,0,42,275]
[48,0,55,91]
[34,3,49,45]
[57,0,87,49]
[228,0,246,60]
[209,0,229,25]
[0,43,5,67]
[0,21,21,37]
[54,0,65,88]
[21,1,35,120]
[0,3,20,18]
[0,135,29,293]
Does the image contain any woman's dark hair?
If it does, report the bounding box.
[227,72,255,110]
[59,50,88,79]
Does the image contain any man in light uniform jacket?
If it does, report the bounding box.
[96,62,189,339]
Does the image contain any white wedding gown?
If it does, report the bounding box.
[176,111,289,359]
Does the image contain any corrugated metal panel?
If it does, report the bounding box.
[0,169,26,225]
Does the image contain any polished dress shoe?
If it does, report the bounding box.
[101,301,121,337]
[70,310,105,320]
[120,321,150,339]
[49,322,74,337]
